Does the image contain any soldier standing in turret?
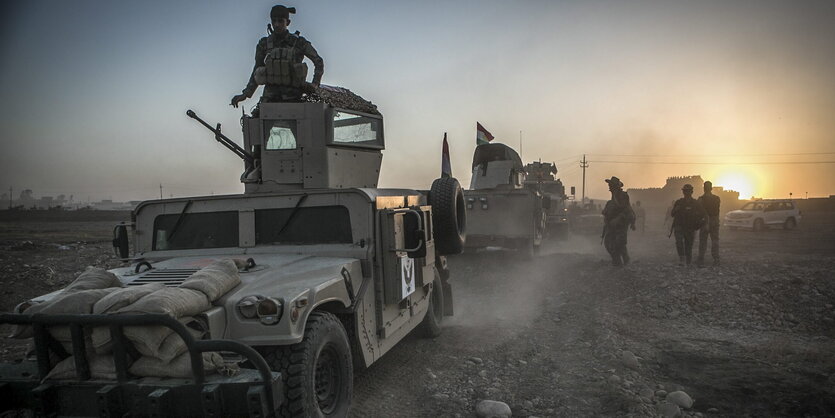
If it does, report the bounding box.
[602,176,636,266]
[671,184,706,267]
[231,5,325,116]
[697,180,721,267]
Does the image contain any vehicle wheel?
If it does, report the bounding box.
[753,218,765,232]
[419,274,445,338]
[783,217,796,230]
[260,312,353,418]
[429,177,467,255]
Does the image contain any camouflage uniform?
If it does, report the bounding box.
[240,29,324,110]
[697,189,721,265]
[671,190,706,266]
[602,178,635,266]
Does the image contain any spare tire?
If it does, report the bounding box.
[429,177,466,255]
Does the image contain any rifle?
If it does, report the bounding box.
[186,110,259,182]
[186,110,255,166]
[668,219,676,238]
[601,223,608,245]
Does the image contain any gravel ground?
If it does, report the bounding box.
[1,211,834,417]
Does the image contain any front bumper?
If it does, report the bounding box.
[0,313,282,418]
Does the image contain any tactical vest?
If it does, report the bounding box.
[253,34,309,88]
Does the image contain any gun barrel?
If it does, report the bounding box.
[186,109,254,163]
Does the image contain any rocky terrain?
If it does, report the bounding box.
[1,211,834,417]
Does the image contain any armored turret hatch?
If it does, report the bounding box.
[469,143,525,190]
[242,85,384,193]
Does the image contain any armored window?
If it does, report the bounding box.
[332,110,382,148]
[265,120,298,150]
[153,211,238,250]
[256,206,352,245]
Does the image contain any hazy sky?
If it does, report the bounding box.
[1,0,834,202]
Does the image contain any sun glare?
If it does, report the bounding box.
[715,171,756,199]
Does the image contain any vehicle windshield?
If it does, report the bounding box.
[153,211,238,250]
[256,206,352,245]
[332,111,382,148]
[741,202,765,211]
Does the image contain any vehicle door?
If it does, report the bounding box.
[763,202,781,225]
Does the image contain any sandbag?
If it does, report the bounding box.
[156,318,206,363]
[129,352,226,378]
[64,267,123,293]
[116,287,210,318]
[44,354,120,381]
[24,288,120,350]
[122,325,174,358]
[93,283,165,314]
[180,259,241,301]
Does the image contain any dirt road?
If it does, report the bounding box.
[2,211,834,417]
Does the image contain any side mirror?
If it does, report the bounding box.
[112,223,129,259]
[403,211,426,259]
[570,186,576,196]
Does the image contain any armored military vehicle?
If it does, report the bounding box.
[0,86,466,417]
[523,161,570,238]
[464,143,547,255]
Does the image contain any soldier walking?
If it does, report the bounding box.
[231,5,325,116]
[671,184,706,266]
[602,176,636,266]
[697,181,721,266]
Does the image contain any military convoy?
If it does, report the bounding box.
[0,86,466,417]
[523,161,571,239]
[463,143,548,255]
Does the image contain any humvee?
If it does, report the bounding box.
[523,161,570,238]
[0,86,466,417]
[463,143,547,255]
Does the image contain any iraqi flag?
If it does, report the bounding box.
[441,133,452,178]
[476,122,495,146]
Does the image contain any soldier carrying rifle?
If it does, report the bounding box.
[602,176,636,267]
[670,183,706,267]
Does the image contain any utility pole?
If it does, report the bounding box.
[519,130,523,160]
[580,154,589,203]
[159,183,163,199]
[8,186,12,209]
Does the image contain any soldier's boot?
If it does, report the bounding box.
[713,258,720,267]
[621,249,630,266]
[678,256,685,266]
[696,257,705,268]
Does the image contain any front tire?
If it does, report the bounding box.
[419,275,445,338]
[783,217,797,230]
[261,312,353,417]
[753,218,765,232]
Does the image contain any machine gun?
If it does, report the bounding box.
[186,110,261,183]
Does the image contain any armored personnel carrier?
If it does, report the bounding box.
[464,143,547,255]
[0,86,466,417]
[523,161,570,238]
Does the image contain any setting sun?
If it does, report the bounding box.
[714,170,758,199]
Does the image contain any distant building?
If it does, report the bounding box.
[627,175,742,219]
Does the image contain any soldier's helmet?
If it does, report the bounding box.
[271,5,296,19]
[704,181,713,189]
[604,176,623,188]
[682,184,694,191]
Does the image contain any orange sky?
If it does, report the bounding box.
[1,1,833,202]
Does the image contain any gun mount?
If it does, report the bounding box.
[189,85,384,194]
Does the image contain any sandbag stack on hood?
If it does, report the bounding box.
[11,260,243,380]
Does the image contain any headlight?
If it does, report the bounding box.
[236,295,283,325]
